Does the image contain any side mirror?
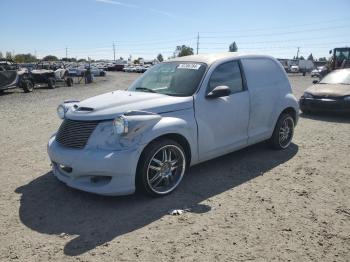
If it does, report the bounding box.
[312,80,319,84]
[206,85,231,98]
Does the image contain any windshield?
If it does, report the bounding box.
[128,62,207,96]
[335,49,350,60]
[320,70,350,85]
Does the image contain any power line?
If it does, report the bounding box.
[200,17,350,34]
[296,47,300,59]
[113,42,116,61]
[199,35,350,46]
[196,32,200,54]
[200,25,350,39]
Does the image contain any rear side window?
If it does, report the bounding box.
[240,58,288,89]
[208,61,243,94]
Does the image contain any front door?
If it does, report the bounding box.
[195,60,250,161]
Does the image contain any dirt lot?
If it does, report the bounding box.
[0,72,349,261]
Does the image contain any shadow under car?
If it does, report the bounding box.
[15,142,298,256]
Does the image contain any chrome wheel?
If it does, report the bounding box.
[146,145,186,195]
[278,116,294,148]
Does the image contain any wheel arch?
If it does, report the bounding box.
[269,106,298,141]
[139,133,192,167]
[280,106,297,124]
[135,132,193,193]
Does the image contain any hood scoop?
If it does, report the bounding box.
[75,106,94,112]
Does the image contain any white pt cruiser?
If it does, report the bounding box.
[48,53,299,197]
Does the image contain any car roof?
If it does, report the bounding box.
[167,52,275,66]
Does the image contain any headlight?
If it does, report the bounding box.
[303,92,313,99]
[57,105,67,119]
[113,115,128,135]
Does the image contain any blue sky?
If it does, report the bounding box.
[1,0,349,60]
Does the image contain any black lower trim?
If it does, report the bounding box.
[299,97,350,113]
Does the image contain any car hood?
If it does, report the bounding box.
[306,84,350,97]
[65,90,193,121]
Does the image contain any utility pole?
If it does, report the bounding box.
[113,42,116,61]
[196,32,200,55]
[296,47,300,60]
[65,47,68,60]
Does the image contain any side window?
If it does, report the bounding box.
[208,61,243,94]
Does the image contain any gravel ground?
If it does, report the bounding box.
[0,72,349,262]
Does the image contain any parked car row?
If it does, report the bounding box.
[0,60,88,93]
[67,66,106,77]
[123,65,151,73]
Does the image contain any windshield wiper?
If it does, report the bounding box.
[135,87,158,93]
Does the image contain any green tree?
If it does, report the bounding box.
[14,53,37,63]
[43,55,59,61]
[175,45,194,57]
[299,56,305,60]
[307,53,314,61]
[6,51,13,60]
[61,57,77,62]
[157,53,164,62]
[0,51,3,59]
[229,42,238,52]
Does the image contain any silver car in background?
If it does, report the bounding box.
[47,53,299,196]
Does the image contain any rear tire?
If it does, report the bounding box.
[22,80,34,93]
[48,78,56,89]
[136,138,187,197]
[269,113,295,150]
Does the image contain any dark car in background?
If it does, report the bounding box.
[107,63,125,71]
[300,69,350,113]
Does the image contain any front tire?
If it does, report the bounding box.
[22,80,34,93]
[136,138,187,197]
[269,113,295,150]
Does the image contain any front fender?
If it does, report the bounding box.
[136,109,198,165]
[279,93,300,125]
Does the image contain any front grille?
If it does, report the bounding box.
[56,119,100,149]
[312,95,342,100]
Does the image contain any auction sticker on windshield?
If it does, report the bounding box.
[177,64,201,70]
